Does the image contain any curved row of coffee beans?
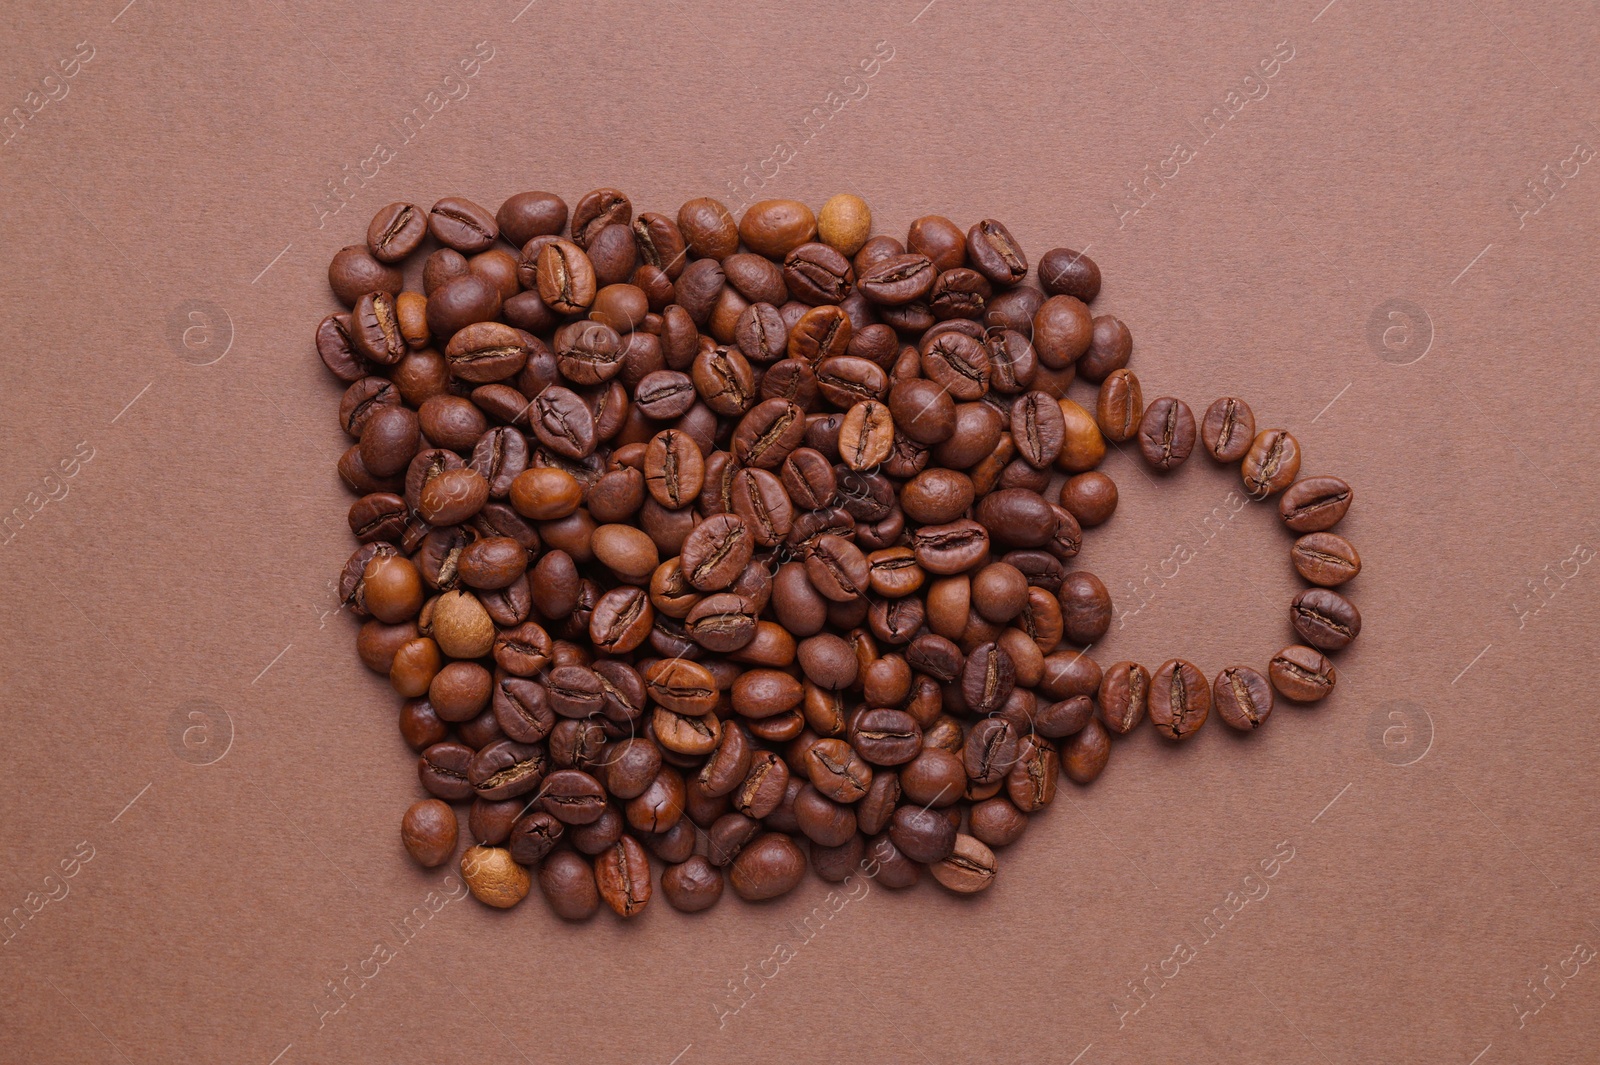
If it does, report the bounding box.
[1084,381,1362,735]
[321,187,1342,918]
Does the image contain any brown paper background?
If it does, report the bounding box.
[3,0,1597,1061]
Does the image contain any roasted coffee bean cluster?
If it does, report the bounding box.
[323,189,1358,918]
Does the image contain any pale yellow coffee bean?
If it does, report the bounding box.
[817,194,872,256]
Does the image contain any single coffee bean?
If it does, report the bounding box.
[1033,295,1093,368]
[1280,476,1353,532]
[429,196,498,253]
[536,239,598,315]
[460,845,530,909]
[536,850,598,919]
[930,833,998,893]
[729,832,806,901]
[1060,471,1117,527]
[367,202,428,263]
[1077,314,1130,382]
[352,292,406,365]
[418,741,475,801]
[1012,391,1066,468]
[1095,369,1143,442]
[1291,531,1361,586]
[966,219,1028,285]
[1138,397,1196,471]
[1241,429,1302,498]
[1148,659,1211,740]
[539,769,607,824]
[837,400,894,471]
[1062,719,1111,784]
[1098,662,1149,734]
[1201,396,1255,462]
[1291,588,1362,651]
[1038,247,1101,301]
[401,799,458,867]
[1214,666,1274,731]
[889,805,957,864]
[850,708,922,766]
[740,199,817,258]
[529,386,598,459]
[1058,572,1112,644]
[497,190,567,245]
[662,855,724,913]
[1270,645,1337,702]
[784,242,855,305]
[329,245,403,306]
[963,716,1020,783]
[804,738,872,802]
[571,187,632,248]
[594,835,652,917]
[467,738,550,796]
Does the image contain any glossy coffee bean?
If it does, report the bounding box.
[1291,588,1362,651]
[1148,659,1210,740]
[1201,397,1255,462]
[1098,662,1149,735]
[1280,476,1353,532]
[1241,429,1302,498]
[1138,397,1196,471]
[401,799,458,867]
[729,833,806,901]
[1038,247,1100,301]
[1214,666,1274,731]
[1291,532,1361,586]
[1270,645,1338,702]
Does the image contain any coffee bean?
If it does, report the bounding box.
[593,835,651,917]
[1280,476,1353,532]
[329,245,402,306]
[1098,662,1148,734]
[1291,588,1362,651]
[1291,532,1361,586]
[784,242,855,305]
[889,805,957,864]
[1095,369,1143,442]
[729,832,806,900]
[1201,397,1255,462]
[1078,315,1130,383]
[740,200,817,259]
[1241,429,1302,498]
[497,190,568,246]
[401,799,458,867]
[1060,471,1117,527]
[1214,666,1274,731]
[966,219,1028,285]
[1269,645,1337,702]
[1148,659,1210,740]
[1138,397,1196,471]
[1062,719,1111,784]
[1038,247,1100,301]
[429,196,498,253]
[662,856,724,913]
[930,833,998,893]
[418,741,475,800]
[460,845,530,909]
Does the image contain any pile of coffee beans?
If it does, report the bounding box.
[322,187,1361,918]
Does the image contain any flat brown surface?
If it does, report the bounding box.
[4,0,1598,1061]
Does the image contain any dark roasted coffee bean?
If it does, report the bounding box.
[329,244,403,306]
[962,643,1016,715]
[1138,396,1196,471]
[1291,588,1362,651]
[468,739,548,800]
[784,242,855,305]
[1038,247,1101,301]
[643,429,705,509]
[1059,572,1111,644]
[729,467,793,546]
[850,708,922,766]
[804,534,871,601]
[1214,666,1274,731]
[1148,659,1210,740]
[1270,645,1337,702]
[317,313,368,382]
[920,332,990,400]
[963,716,1020,784]
[680,513,754,591]
[1060,471,1117,527]
[539,769,607,824]
[529,386,598,459]
[1011,391,1066,468]
[728,832,805,901]
[418,741,475,801]
[889,804,957,864]
[507,810,564,865]
[352,292,406,365]
[803,738,871,802]
[966,219,1027,285]
[635,370,698,420]
[858,253,937,305]
[429,196,497,253]
[1280,476,1353,533]
[1201,396,1255,462]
